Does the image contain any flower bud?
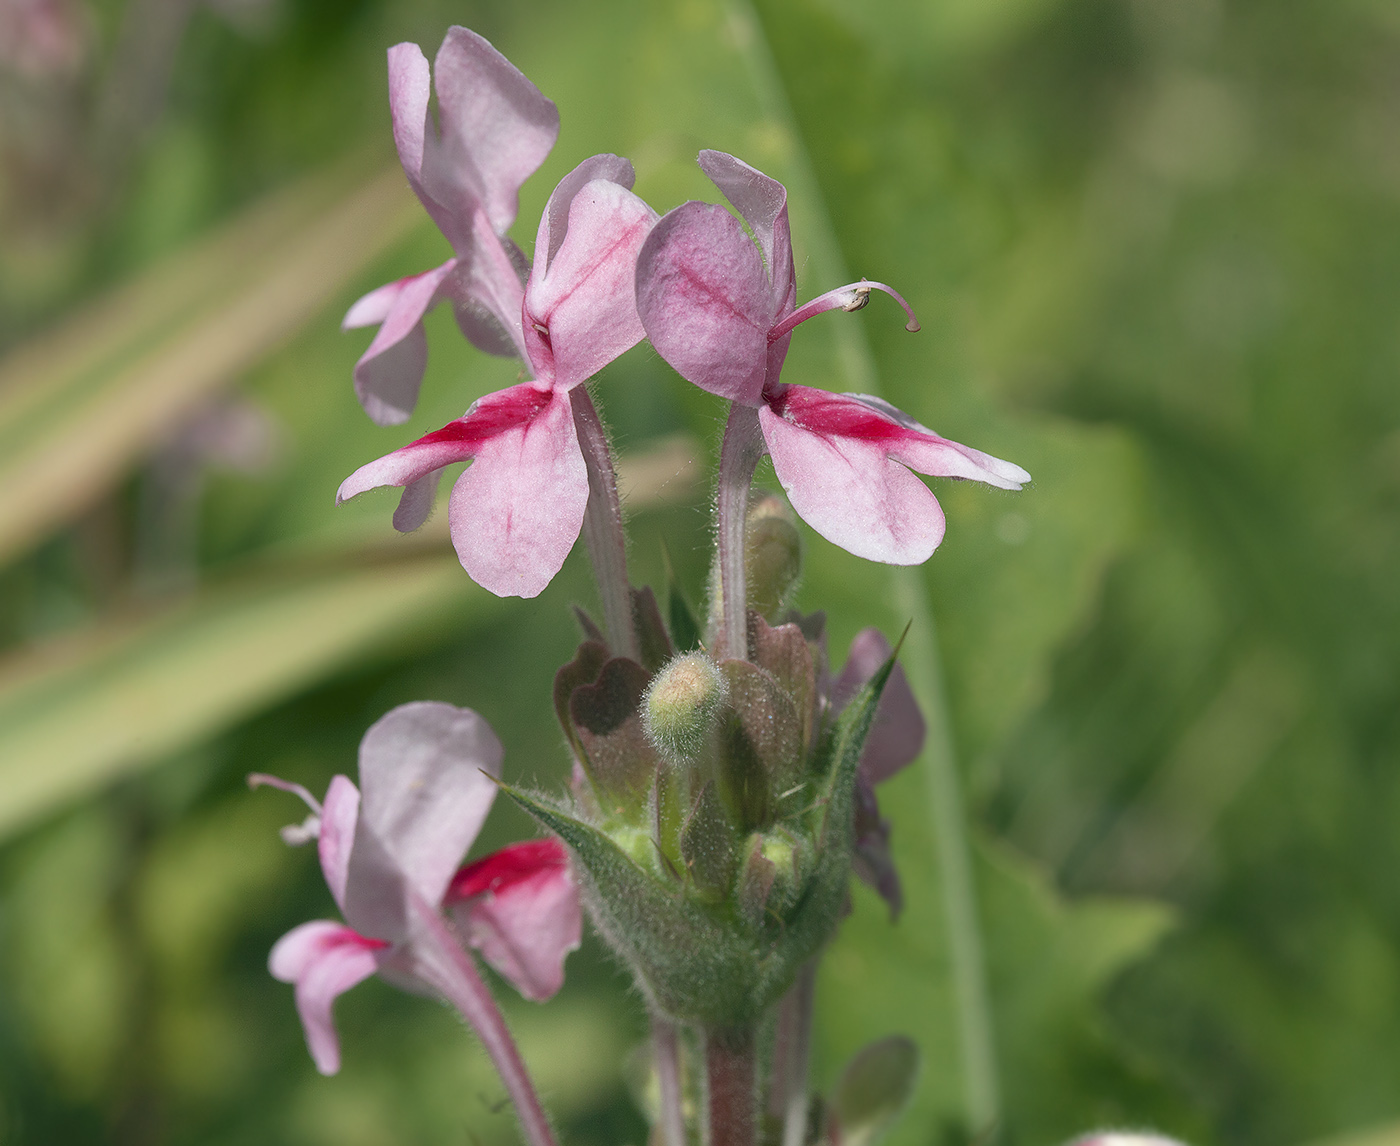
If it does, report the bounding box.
[643,652,729,766]
[707,492,803,637]
[744,493,802,621]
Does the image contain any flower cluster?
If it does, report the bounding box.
[256,24,1049,1146]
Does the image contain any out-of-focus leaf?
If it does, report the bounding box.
[1307,1122,1400,1146]
[830,1036,921,1146]
[819,836,1176,1146]
[0,160,420,566]
[0,546,487,837]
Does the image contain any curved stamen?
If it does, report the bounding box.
[248,773,323,817]
[768,279,921,342]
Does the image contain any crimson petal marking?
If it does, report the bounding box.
[447,387,587,598]
[636,202,773,405]
[269,921,385,1075]
[759,399,947,564]
[844,394,1031,489]
[336,382,555,505]
[446,840,580,1002]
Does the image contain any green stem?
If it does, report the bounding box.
[723,0,1002,1133]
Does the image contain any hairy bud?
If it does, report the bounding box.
[708,492,803,638]
[744,493,802,620]
[643,653,729,766]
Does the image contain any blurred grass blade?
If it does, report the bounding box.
[0,548,485,838]
[0,159,421,566]
[724,0,1001,1131]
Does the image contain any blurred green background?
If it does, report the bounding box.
[1,0,1399,1143]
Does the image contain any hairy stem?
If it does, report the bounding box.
[703,1026,758,1146]
[572,386,638,661]
[409,895,558,1146]
[725,1,1002,1131]
[770,961,817,1146]
[654,1015,688,1146]
[716,403,765,660]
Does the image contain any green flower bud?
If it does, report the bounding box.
[643,652,729,766]
[744,493,802,621]
[708,492,803,637]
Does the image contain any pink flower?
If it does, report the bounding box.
[343,27,558,425]
[337,155,657,598]
[253,702,581,1074]
[829,628,927,918]
[636,150,1030,564]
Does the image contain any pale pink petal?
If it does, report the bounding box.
[696,150,794,313]
[525,173,657,390]
[344,701,504,941]
[636,201,775,404]
[269,920,384,1075]
[445,839,580,1001]
[447,388,588,598]
[318,775,360,913]
[336,382,555,509]
[342,280,405,330]
[387,42,432,200]
[392,471,443,532]
[423,26,559,240]
[831,628,926,785]
[760,392,947,564]
[449,212,530,360]
[349,259,457,426]
[532,154,635,273]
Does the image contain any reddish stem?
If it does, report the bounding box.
[704,1026,758,1146]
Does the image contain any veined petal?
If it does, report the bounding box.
[636,201,774,404]
[760,392,947,564]
[344,702,504,942]
[445,839,581,1002]
[318,775,359,913]
[424,26,559,240]
[697,150,794,314]
[533,154,635,274]
[447,388,588,598]
[526,173,658,390]
[269,920,385,1076]
[831,628,926,785]
[347,259,457,426]
[336,382,555,510]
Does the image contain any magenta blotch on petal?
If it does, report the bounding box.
[446,838,581,1002]
[637,151,1029,565]
[447,387,587,598]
